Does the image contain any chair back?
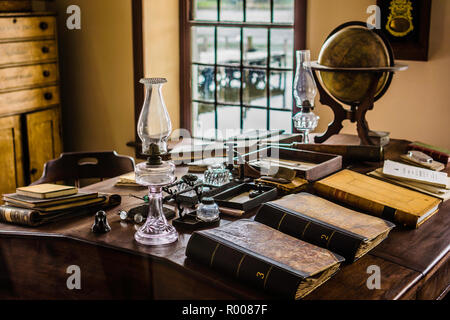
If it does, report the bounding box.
[32,151,135,187]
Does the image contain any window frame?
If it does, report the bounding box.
[179,0,307,135]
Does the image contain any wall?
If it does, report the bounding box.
[52,0,450,155]
[307,0,450,149]
[49,0,135,156]
[142,0,180,130]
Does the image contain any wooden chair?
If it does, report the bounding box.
[31,151,135,187]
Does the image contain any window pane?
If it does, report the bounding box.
[273,0,294,23]
[217,66,240,104]
[243,69,267,107]
[193,0,218,21]
[192,26,215,64]
[217,106,241,136]
[270,110,292,132]
[243,28,268,67]
[217,27,241,65]
[192,102,216,139]
[270,29,294,68]
[246,0,270,23]
[243,107,267,130]
[192,65,215,102]
[270,70,293,109]
[221,0,243,22]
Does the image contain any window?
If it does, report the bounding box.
[180,0,306,139]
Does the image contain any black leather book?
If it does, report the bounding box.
[186,219,344,299]
[254,193,395,262]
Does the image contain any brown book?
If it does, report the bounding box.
[255,193,395,262]
[4,196,105,213]
[3,191,98,209]
[186,219,344,299]
[16,184,77,199]
[0,194,121,227]
[314,170,441,228]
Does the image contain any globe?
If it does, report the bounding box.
[318,26,392,104]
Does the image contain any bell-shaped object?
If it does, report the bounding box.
[137,78,172,154]
[91,211,111,234]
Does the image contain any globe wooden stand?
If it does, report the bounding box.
[310,63,408,146]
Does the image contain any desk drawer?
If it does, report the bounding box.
[0,63,58,91]
[0,40,57,66]
[0,16,56,40]
[0,86,59,116]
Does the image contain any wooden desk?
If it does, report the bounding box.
[0,138,448,300]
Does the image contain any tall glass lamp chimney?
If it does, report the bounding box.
[134,78,178,246]
[292,50,319,144]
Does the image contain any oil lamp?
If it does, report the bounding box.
[134,78,178,246]
[292,50,319,144]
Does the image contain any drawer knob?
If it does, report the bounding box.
[43,70,51,77]
[30,168,37,175]
[39,22,49,30]
[42,46,50,54]
[44,92,53,100]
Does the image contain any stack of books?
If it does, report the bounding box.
[0,184,119,227]
[368,160,450,201]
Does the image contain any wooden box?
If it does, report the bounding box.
[243,147,342,182]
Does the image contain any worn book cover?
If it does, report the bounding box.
[314,169,441,228]
[0,194,121,227]
[186,219,344,299]
[255,193,395,261]
[3,191,98,208]
[16,184,77,199]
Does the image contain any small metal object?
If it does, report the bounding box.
[407,150,433,164]
[249,184,264,199]
[134,214,144,224]
[118,210,128,221]
[91,211,111,234]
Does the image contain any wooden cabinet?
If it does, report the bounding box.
[0,115,25,196]
[0,12,62,194]
[27,108,62,183]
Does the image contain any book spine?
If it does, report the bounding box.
[186,232,303,299]
[255,204,361,262]
[0,206,35,226]
[314,183,417,228]
[409,145,449,163]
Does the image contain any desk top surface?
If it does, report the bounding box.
[0,136,449,300]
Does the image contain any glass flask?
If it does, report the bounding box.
[203,163,231,187]
[197,197,220,222]
[134,78,178,246]
[292,50,319,144]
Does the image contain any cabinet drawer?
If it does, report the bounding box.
[0,16,56,41]
[0,86,60,116]
[0,40,57,66]
[0,63,58,91]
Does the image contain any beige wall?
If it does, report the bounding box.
[53,0,450,154]
[50,0,135,156]
[143,0,180,130]
[308,0,450,149]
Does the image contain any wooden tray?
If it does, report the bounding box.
[243,147,342,181]
[213,183,278,211]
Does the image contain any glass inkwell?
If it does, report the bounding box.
[134,78,178,246]
[292,50,320,144]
